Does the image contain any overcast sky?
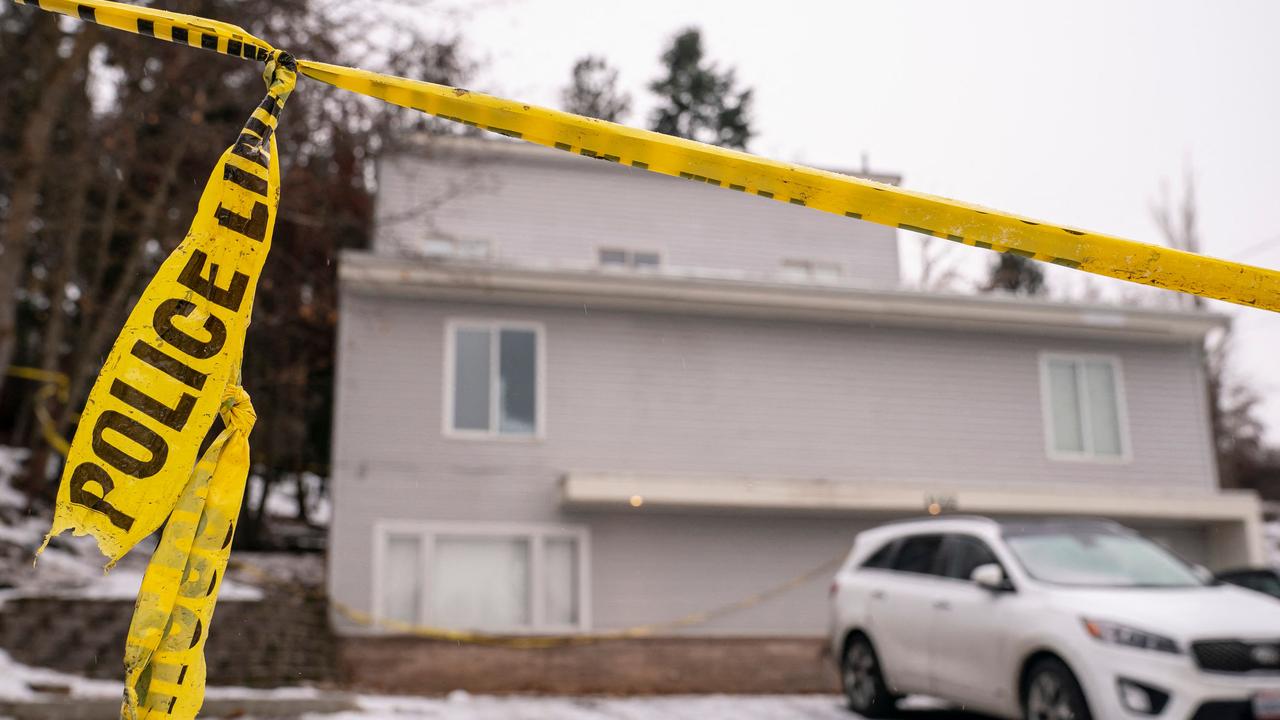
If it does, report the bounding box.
[449,0,1280,438]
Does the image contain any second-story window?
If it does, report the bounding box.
[1040,354,1128,460]
[599,248,660,268]
[448,321,542,437]
[781,258,842,281]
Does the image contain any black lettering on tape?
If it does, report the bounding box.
[92,411,168,479]
[231,134,269,168]
[68,462,136,531]
[153,299,227,360]
[177,250,250,311]
[244,114,270,138]
[109,379,196,432]
[189,616,203,648]
[214,201,269,243]
[130,341,208,391]
[223,164,268,196]
[180,554,212,598]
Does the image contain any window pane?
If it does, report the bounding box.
[1047,360,1084,453]
[632,252,660,267]
[453,328,491,431]
[544,537,579,626]
[1084,361,1123,456]
[942,536,999,580]
[381,534,422,624]
[432,536,530,630]
[599,249,628,265]
[892,535,943,575]
[499,329,537,435]
[861,540,898,569]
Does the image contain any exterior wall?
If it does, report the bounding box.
[372,140,901,287]
[329,290,1219,635]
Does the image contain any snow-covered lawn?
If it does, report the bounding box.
[262,693,973,720]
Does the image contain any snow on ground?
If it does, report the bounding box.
[247,472,331,526]
[0,446,263,603]
[0,648,122,701]
[0,648,323,703]
[253,693,964,720]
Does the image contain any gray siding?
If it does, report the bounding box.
[373,141,901,287]
[329,291,1218,634]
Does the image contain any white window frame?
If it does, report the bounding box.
[1037,352,1132,463]
[442,319,546,441]
[780,258,843,280]
[371,520,591,634]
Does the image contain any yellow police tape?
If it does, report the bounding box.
[40,52,293,566]
[232,552,845,650]
[30,50,295,719]
[122,385,256,719]
[5,366,72,455]
[13,0,1280,312]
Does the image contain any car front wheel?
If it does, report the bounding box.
[841,634,895,717]
[1023,657,1092,720]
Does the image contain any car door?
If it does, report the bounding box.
[928,534,1019,713]
[866,533,947,694]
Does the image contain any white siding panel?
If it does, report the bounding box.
[329,292,1219,632]
[373,143,900,287]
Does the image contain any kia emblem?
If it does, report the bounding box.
[1252,645,1280,666]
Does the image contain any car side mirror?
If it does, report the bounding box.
[1192,564,1215,585]
[971,563,1013,592]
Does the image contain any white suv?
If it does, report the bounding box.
[829,516,1280,719]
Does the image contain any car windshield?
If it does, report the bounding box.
[1003,528,1204,588]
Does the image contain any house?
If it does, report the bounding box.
[327,135,1265,693]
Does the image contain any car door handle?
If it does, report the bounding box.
[933,600,951,611]
[870,590,886,600]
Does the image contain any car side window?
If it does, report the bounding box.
[861,539,899,569]
[940,534,1002,581]
[891,534,945,575]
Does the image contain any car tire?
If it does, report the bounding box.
[841,633,896,717]
[1022,657,1092,720]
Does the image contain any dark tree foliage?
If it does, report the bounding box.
[562,56,631,122]
[648,28,753,150]
[983,253,1045,296]
[0,0,472,547]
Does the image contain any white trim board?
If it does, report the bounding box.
[560,472,1263,525]
[341,251,1225,343]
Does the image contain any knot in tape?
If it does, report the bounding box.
[219,384,257,435]
[263,50,297,102]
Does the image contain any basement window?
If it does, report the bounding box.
[375,522,589,633]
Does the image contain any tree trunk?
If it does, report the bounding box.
[0,27,96,399]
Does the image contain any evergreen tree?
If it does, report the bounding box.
[984,253,1045,295]
[562,55,630,122]
[648,28,753,149]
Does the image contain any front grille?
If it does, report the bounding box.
[1192,639,1280,673]
[1190,700,1253,720]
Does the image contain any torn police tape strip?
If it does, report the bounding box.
[122,385,256,720]
[32,51,294,720]
[40,54,293,566]
[14,0,1280,312]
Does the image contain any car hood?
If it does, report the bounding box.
[1047,584,1280,641]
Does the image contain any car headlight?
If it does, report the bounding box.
[1083,619,1181,654]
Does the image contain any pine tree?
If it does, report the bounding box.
[984,253,1045,295]
[648,28,753,150]
[562,55,630,122]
